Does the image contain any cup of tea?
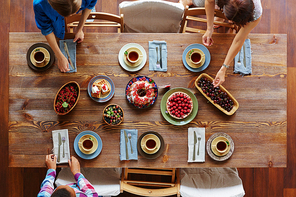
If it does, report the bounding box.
[213,140,229,154]
[79,137,94,152]
[189,49,205,65]
[141,134,161,154]
[33,50,49,66]
[127,50,140,64]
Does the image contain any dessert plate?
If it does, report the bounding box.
[160,88,198,126]
[118,43,147,72]
[126,76,158,109]
[182,44,210,72]
[87,75,115,103]
[74,130,103,160]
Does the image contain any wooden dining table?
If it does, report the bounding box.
[9,32,287,168]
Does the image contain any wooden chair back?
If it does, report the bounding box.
[65,12,123,33]
[180,6,239,34]
[120,168,180,197]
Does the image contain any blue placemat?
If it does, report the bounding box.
[120,129,138,160]
[149,41,167,72]
[234,39,252,75]
[59,39,77,73]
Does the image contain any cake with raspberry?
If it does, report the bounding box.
[126,76,157,108]
[166,92,193,119]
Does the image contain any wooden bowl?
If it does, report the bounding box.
[54,81,80,115]
[103,104,124,126]
[195,73,239,115]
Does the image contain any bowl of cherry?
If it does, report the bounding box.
[195,73,239,115]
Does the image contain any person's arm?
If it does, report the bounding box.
[213,16,262,87]
[45,33,70,72]
[69,156,98,196]
[202,0,216,46]
[73,8,92,43]
[37,155,57,197]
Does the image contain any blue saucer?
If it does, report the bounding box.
[74,131,103,160]
[88,75,115,103]
[182,44,211,72]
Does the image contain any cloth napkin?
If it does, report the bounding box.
[188,127,205,162]
[52,129,70,164]
[149,41,167,72]
[59,39,77,73]
[234,38,252,76]
[120,129,138,161]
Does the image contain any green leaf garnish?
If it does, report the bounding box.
[62,102,69,108]
[226,141,229,145]
[89,137,93,141]
[124,51,128,55]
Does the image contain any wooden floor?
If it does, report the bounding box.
[1,0,295,196]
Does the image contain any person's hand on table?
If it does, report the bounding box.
[213,66,227,87]
[202,30,214,46]
[58,54,70,73]
[74,29,84,43]
[69,156,81,175]
[45,154,57,170]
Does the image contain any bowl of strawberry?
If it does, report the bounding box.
[54,81,80,115]
[166,92,193,119]
[103,104,124,126]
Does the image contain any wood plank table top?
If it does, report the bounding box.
[9,32,287,168]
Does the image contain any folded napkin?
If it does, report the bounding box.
[188,127,205,162]
[59,39,77,73]
[120,129,138,161]
[234,38,252,76]
[149,41,167,72]
[52,129,70,164]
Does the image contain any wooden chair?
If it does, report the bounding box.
[120,168,180,197]
[65,12,123,33]
[180,7,239,34]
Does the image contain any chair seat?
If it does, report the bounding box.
[119,0,184,33]
[55,168,121,196]
[180,168,245,197]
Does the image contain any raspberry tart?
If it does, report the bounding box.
[166,92,193,119]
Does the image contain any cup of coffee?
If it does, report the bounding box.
[79,138,94,152]
[189,49,205,65]
[213,140,229,154]
[33,50,49,66]
[127,50,140,63]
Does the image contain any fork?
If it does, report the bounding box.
[128,133,133,154]
[62,137,65,158]
[197,137,201,156]
[156,46,160,69]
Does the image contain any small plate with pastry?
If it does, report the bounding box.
[87,75,115,103]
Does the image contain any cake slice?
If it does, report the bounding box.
[91,84,101,98]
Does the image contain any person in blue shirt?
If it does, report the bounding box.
[33,0,97,72]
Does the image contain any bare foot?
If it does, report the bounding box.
[179,0,193,7]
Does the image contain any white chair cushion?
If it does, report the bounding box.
[55,168,121,196]
[119,0,184,33]
[180,168,245,197]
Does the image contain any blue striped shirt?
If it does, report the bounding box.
[33,0,97,39]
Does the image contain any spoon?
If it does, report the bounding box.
[128,133,133,154]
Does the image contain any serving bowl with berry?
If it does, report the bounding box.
[103,104,124,126]
[195,73,239,115]
[54,81,80,115]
